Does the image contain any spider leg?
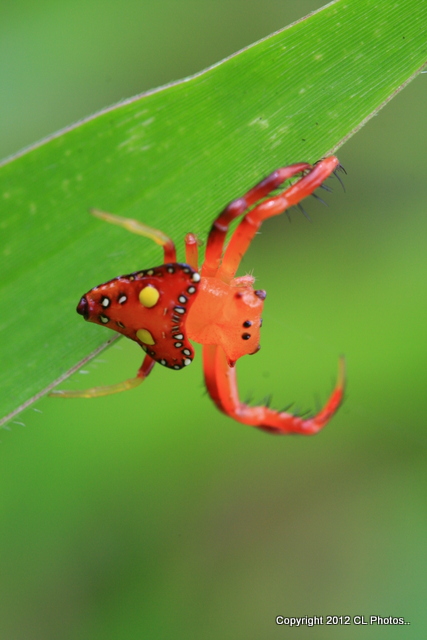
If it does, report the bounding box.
[201,163,311,278]
[184,233,200,270]
[50,354,156,398]
[217,156,340,282]
[91,209,177,263]
[203,345,345,435]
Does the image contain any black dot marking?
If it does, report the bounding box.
[173,333,184,340]
[183,358,192,366]
[149,350,156,357]
[182,267,190,273]
[242,333,251,340]
[167,266,175,273]
[182,349,191,356]
[191,272,201,283]
[147,270,154,276]
[160,359,167,366]
[173,364,182,370]
[187,286,196,294]
[174,342,183,348]
[99,315,109,324]
[101,297,110,308]
[178,295,187,304]
[174,306,185,314]
[243,320,252,328]
[117,321,125,329]
[118,295,127,304]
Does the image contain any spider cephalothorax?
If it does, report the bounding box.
[53,157,345,436]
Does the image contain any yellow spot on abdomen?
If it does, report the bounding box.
[139,285,160,308]
[136,328,155,345]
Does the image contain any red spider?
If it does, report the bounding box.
[53,156,345,435]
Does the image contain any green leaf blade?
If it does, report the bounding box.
[1,0,426,424]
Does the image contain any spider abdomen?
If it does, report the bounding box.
[77,263,200,369]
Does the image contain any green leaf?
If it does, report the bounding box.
[1,0,426,425]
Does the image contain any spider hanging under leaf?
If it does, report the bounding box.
[52,156,345,435]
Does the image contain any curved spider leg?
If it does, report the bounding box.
[201,163,312,278]
[184,233,200,270]
[90,209,177,263]
[218,156,339,282]
[50,353,156,398]
[203,345,345,435]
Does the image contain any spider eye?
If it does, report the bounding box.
[241,333,251,340]
[243,320,252,328]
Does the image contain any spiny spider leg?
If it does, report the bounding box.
[51,354,156,398]
[217,156,340,282]
[203,345,345,435]
[201,163,311,278]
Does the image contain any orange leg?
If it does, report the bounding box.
[51,353,156,398]
[201,162,311,278]
[218,156,340,282]
[184,233,200,270]
[203,345,345,435]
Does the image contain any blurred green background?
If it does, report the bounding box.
[1,1,426,639]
